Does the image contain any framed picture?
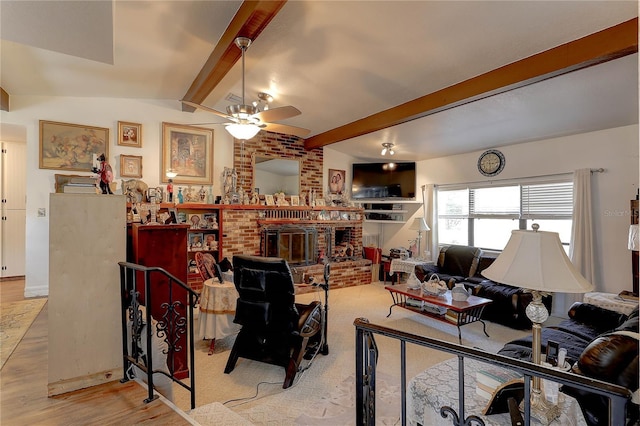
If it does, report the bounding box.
[188,214,203,229]
[39,120,109,171]
[265,194,275,206]
[120,155,142,178]
[315,199,326,206]
[189,233,204,251]
[203,213,218,229]
[161,122,213,184]
[290,195,300,206]
[117,121,142,147]
[329,169,346,194]
[168,208,178,224]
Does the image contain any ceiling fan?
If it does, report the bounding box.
[182,37,310,139]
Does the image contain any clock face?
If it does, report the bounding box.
[478,150,505,176]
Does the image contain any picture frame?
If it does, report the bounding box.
[188,213,203,229]
[203,213,218,229]
[168,208,178,224]
[161,122,213,184]
[120,155,142,178]
[117,121,142,147]
[329,169,346,194]
[189,233,204,251]
[265,194,275,206]
[39,120,109,171]
[290,195,300,206]
[315,199,326,206]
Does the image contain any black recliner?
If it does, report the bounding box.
[224,255,323,388]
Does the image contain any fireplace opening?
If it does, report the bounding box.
[332,227,356,261]
[262,226,318,266]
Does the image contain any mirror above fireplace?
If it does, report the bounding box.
[253,156,300,195]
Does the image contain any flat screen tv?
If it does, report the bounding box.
[351,162,416,200]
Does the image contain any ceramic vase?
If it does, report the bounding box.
[451,283,470,301]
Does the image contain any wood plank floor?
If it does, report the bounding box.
[0,280,191,425]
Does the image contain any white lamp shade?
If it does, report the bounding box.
[482,229,594,293]
[629,224,639,251]
[410,217,430,231]
[225,123,260,140]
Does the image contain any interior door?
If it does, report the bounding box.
[1,141,26,277]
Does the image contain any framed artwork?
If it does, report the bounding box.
[315,199,326,206]
[329,169,346,194]
[188,214,203,229]
[39,120,109,171]
[265,194,275,206]
[120,155,142,178]
[168,208,178,224]
[162,122,213,184]
[189,233,204,251]
[290,195,300,206]
[203,213,218,229]
[117,121,142,147]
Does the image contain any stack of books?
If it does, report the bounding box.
[445,310,458,324]
[475,367,522,400]
[62,176,97,194]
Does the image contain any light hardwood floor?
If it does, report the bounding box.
[0,279,190,425]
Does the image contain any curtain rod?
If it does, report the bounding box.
[434,168,604,189]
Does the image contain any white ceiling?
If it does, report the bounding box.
[1,1,637,161]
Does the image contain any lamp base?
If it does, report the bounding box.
[523,389,560,425]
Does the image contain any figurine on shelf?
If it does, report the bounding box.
[91,153,113,194]
[207,185,214,204]
[167,179,174,202]
[177,187,184,204]
[199,185,206,202]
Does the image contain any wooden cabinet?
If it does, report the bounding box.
[130,223,190,379]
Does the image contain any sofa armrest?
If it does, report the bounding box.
[414,263,439,282]
[568,302,627,330]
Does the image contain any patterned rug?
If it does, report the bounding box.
[1,298,47,369]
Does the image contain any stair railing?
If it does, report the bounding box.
[118,261,198,409]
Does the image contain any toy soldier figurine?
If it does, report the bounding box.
[167,179,174,202]
[91,153,113,194]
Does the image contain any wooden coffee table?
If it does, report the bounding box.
[385,284,492,344]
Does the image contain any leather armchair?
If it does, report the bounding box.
[224,255,323,388]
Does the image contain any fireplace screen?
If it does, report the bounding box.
[263,226,318,266]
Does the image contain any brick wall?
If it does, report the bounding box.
[233,133,324,197]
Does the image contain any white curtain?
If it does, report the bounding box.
[422,184,437,262]
[556,168,595,315]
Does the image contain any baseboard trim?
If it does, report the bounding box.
[48,369,120,397]
[24,285,49,298]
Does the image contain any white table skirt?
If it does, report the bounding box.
[197,279,241,341]
[407,357,587,426]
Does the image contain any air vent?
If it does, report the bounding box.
[225,93,242,104]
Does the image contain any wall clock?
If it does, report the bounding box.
[478,149,505,177]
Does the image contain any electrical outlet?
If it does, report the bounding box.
[38,208,46,217]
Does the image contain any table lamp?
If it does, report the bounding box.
[629,224,639,296]
[409,217,430,259]
[482,224,594,424]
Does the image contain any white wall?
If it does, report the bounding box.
[324,124,639,294]
[3,93,637,297]
[1,95,234,297]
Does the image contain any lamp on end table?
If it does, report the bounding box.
[409,217,430,260]
[627,224,639,297]
[482,223,594,425]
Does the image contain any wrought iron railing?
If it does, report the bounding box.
[354,317,632,426]
[118,262,198,409]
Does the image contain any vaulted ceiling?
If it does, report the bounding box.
[1,1,637,161]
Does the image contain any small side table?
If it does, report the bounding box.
[583,292,638,316]
[197,278,241,355]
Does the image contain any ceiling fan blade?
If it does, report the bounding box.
[181,100,233,120]
[262,122,311,138]
[254,105,301,123]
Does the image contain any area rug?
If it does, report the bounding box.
[174,283,529,425]
[1,298,47,369]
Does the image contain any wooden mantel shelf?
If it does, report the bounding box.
[257,219,364,226]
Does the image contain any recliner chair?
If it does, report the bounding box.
[224,255,323,388]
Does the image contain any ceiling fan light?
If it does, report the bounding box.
[381,147,388,155]
[381,142,395,156]
[226,123,261,140]
[389,148,395,155]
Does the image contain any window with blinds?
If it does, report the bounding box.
[437,178,573,250]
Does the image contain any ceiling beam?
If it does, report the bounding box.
[181,0,287,112]
[0,87,8,112]
[305,18,638,151]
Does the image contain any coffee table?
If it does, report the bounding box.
[385,284,492,344]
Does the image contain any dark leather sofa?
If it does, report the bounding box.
[414,245,552,329]
[498,302,639,426]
